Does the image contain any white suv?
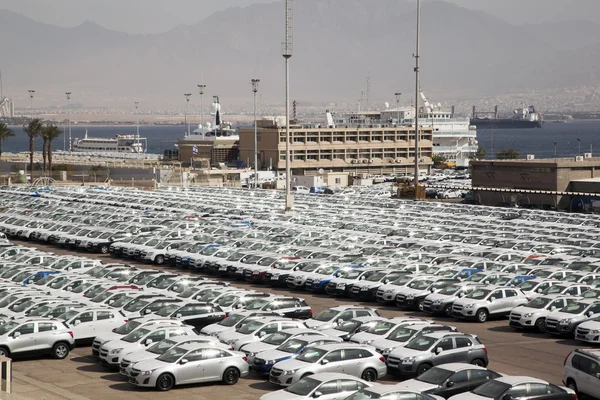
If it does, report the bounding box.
[563,348,600,399]
[452,285,529,323]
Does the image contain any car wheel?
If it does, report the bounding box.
[156,373,175,391]
[443,304,453,317]
[471,358,486,367]
[535,318,546,333]
[0,347,10,358]
[566,380,578,396]
[476,309,488,323]
[222,367,240,385]
[155,255,165,265]
[100,245,109,254]
[361,368,377,382]
[416,299,424,312]
[52,342,70,359]
[417,364,432,375]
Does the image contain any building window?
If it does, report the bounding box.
[335,178,341,184]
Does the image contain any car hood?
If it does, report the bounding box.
[388,347,425,359]
[448,393,489,400]
[511,306,546,315]
[424,292,456,302]
[452,298,481,307]
[243,341,276,354]
[395,379,438,392]
[201,324,228,335]
[329,278,357,285]
[102,339,142,352]
[396,287,430,297]
[95,331,123,344]
[260,390,303,400]
[218,330,248,342]
[319,328,349,337]
[352,281,381,289]
[372,338,405,351]
[378,284,405,293]
[350,332,381,343]
[254,349,293,362]
[304,319,327,329]
[122,349,157,363]
[132,358,171,372]
[547,311,582,321]
[273,358,312,372]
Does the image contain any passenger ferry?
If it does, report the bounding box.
[72,130,146,153]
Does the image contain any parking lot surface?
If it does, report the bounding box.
[7,239,582,400]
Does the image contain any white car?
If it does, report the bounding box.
[60,307,129,344]
[575,315,600,343]
[305,306,380,331]
[241,328,327,360]
[260,373,372,400]
[371,323,456,358]
[218,318,306,350]
[349,317,432,345]
[447,376,574,400]
[200,311,277,336]
[509,295,576,333]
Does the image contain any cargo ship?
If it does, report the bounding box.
[471,105,544,129]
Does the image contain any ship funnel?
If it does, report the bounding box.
[326,110,335,128]
[213,96,222,127]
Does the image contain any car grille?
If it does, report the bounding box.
[92,341,101,350]
[510,313,521,321]
[545,318,558,329]
[396,295,406,303]
[326,282,336,290]
[244,270,253,278]
[351,286,361,295]
[305,279,314,287]
[453,305,463,312]
[376,289,385,297]
[130,368,140,378]
[387,356,400,368]
[270,368,283,377]
[120,360,130,369]
[100,350,108,357]
[254,358,266,366]
[422,300,432,308]
[576,327,590,335]
[264,273,273,280]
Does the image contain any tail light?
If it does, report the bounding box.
[242,356,248,362]
[124,319,129,323]
[526,297,531,301]
[564,352,572,366]
[258,271,267,278]
[483,347,488,354]
[308,309,313,317]
[221,314,226,319]
[379,356,385,363]
[571,395,578,400]
[68,331,74,338]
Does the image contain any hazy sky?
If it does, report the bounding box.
[0,0,597,34]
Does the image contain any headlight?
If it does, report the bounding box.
[249,352,257,357]
[523,313,534,318]
[142,369,155,376]
[272,274,279,278]
[266,359,276,365]
[402,356,416,363]
[383,348,393,354]
[407,294,415,299]
[283,369,299,375]
[110,348,123,355]
[464,304,475,309]
[361,287,369,291]
[559,318,572,325]
[337,283,346,288]
[146,252,154,256]
[591,329,600,334]
[385,290,393,294]
[364,339,374,345]
[432,300,442,305]
[227,339,239,345]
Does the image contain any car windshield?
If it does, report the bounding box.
[216,295,239,307]
[0,295,19,308]
[0,321,20,335]
[277,339,307,354]
[218,313,246,327]
[337,269,362,279]
[337,320,361,333]
[114,320,142,335]
[245,299,270,311]
[178,288,199,299]
[546,285,567,294]
[35,274,59,285]
[123,298,150,312]
[408,279,433,290]
[28,305,53,316]
[526,297,551,309]
[472,380,511,397]
[236,320,264,334]
[156,346,187,363]
[263,331,292,346]
[91,291,115,303]
[438,285,460,295]
[284,377,321,396]
[122,328,150,343]
[519,281,538,291]
[147,339,176,355]
[466,289,491,300]
[155,304,182,317]
[296,348,327,363]
[110,295,134,308]
[366,321,396,335]
[405,335,437,351]
[12,300,36,312]
[344,390,382,400]
[417,366,454,385]
[562,302,589,314]
[313,309,339,322]
[393,276,413,286]
[59,310,80,321]
[387,326,418,342]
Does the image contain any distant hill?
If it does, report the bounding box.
[1,0,599,107]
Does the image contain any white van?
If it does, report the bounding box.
[292,186,310,194]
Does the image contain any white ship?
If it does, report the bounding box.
[189,96,239,140]
[72,130,146,153]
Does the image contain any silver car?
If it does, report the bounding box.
[269,343,387,387]
[128,343,249,390]
[242,328,328,360]
[0,318,75,359]
[509,295,576,333]
[305,306,381,331]
[452,285,529,323]
[345,386,445,400]
[260,372,372,400]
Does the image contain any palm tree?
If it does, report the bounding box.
[0,123,15,159]
[23,119,43,177]
[41,125,62,175]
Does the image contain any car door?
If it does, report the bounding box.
[503,289,523,310]
[487,290,505,315]
[503,383,528,398]
[8,322,36,353]
[70,311,95,340]
[176,349,204,384]
[580,356,600,398]
[320,350,344,373]
[255,322,280,341]
[432,338,457,365]
[95,310,120,335]
[200,348,229,381]
[177,305,210,329]
[338,379,368,398]
[340,349,363,376]
[313,380,342,400]
[436,369,470,397]
[36,321,59,352]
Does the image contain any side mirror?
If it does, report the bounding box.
[446,381,455,388]
[587,311,594,317]
[235,304,243,309]
[321,359,329,365]
[73,320,81,326]
[536,289,543,293]
[259,331,266,338]
[435,347,443,354]
[488,298,494,302]
[293,267,299,271]
[66,287,73,292]
[595,372,600,379]
[176,313,182,319]
[313,391,323,398]
[108,300,115,305]
[383,279,390,284]
[145,338,153,346]
[12,331,21,338]
[550,306,557,311]
[265,308,272,312]
[144,309,152,314]
[179,359,188,365]
[503,395,513,400]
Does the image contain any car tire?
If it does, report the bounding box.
[566,380,578,396]
[535,318,546,333]
[100,245,109,254]
[471,358,486,367]
[52,342,70,359]
[156,373,175,391]
[222,367,240,385]
[416,299,424,312]
[443,304,453,317]
[476,309,488,323]
[0,347,10,358]
[417,363,432,375]
[361,368,377,382]
[155,255,165,265]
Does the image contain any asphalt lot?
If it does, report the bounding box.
[8,239,585,400]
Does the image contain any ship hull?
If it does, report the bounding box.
[471,119,543,129]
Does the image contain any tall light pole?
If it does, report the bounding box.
[184,93,192,139]
[282,0,294,211]
[66,92,71,152]
[251,79,260,189]
[197,84,206,138]
[553,141,557,161]
[28,90,35,122]
[413,0,421,189]
[134,101,140,146]
[395,92,402,124]
[577,136,581,156]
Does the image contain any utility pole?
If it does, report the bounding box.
[184,93,192,139]
[134,101,140,147]
[395,92,402,124]
[65,92,72,152]
[282,0,294,211]
[197,84,206,138]
[251,79,260,189]
[553,141,557,161]
[28,90,35,122]
[413,0,421,188]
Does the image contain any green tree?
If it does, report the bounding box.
[496,148,521,160]
[41,125,63,175]
[471,146,486,160]
[432,154,447,168]
[0,123,15,159]
[23,119,43,178]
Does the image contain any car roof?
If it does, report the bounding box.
[304,372,366,381]
[364,385,424,395]
[495,376,549,385]
[435,362,487,372]
[309,343,372,351]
